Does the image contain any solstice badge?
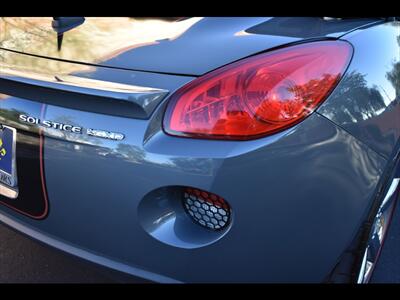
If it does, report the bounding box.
[19,114,125,141]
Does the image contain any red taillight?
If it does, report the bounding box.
[163,41,353,140]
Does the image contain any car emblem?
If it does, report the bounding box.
[19,114,125,141]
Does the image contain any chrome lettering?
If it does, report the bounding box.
[18,114,122,141]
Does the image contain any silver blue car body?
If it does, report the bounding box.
[0,17,399,283]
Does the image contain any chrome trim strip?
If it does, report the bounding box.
[381,178,399,208]
[357,177,400,283]
[0,184,18,199]
[357,246,368,283]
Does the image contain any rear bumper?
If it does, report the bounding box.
[0,111,387,283]
[0,212,177,283]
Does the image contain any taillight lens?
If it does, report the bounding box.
[163,41,352,140]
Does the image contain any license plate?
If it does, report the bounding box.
[0,125,18,198]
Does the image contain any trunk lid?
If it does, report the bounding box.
[0,17,381,76]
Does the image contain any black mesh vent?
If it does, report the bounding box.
[182,188,231,231]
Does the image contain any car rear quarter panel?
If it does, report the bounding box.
[0,100,387,282]
[318,21,400,160]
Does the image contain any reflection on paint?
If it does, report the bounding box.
[0,17,202,75]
